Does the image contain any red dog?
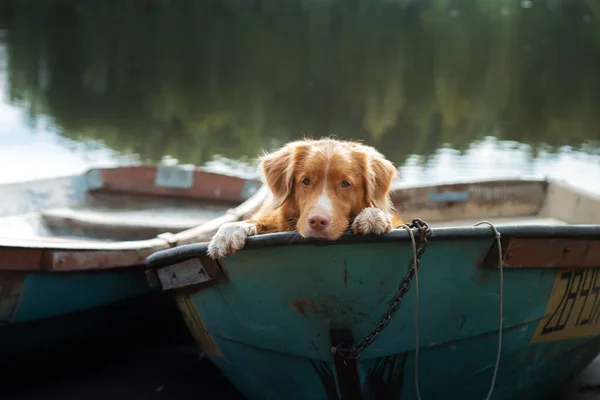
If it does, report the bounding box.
[207,138,401,259]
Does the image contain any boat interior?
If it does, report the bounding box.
[0,194,238,242]
[1,172,599,246]
[0,167,259,243]
[391,178,600,228]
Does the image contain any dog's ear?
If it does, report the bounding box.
[259,142,305,209]
[361,146,397,214]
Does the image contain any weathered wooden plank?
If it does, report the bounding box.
[0,247,46,271]
[482,235,600,269]
[498,238,600,269]
[95,166,260,202]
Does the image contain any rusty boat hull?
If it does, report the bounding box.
[0,165,268,368]
[146,178,600,400]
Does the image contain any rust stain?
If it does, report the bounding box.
[289,295,363,319]
[289,297,319,318]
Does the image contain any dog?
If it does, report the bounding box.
[207,138,402,259]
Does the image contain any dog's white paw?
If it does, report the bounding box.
[207,221,258,259]
[351,207,393,235]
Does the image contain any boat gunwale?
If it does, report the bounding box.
[145,224,600,268]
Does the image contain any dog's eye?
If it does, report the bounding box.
[301,178,311,186]
[341,180,351,189]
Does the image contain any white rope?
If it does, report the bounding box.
[398,224,422,400]
[399,221,503,400]
[474,221,504,400]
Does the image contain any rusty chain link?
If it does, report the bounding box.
[330,218,430,360]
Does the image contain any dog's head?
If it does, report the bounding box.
[259,138,397,239]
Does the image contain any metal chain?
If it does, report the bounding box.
[331,218,431,360]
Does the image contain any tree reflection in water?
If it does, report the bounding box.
[2,0,599,171]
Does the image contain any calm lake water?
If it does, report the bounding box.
[1,3,600,399]
[1,0,600,196]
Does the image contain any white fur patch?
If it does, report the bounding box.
[351,207,393,235]
[315,188,333,215]
[207,221,258,259]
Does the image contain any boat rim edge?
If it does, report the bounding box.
[145,224,600,268]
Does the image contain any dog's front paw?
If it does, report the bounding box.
[351,207,393,235]
[207,221,258,259]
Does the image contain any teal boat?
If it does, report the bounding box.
[0,165,266,369]
[146,178,600,400]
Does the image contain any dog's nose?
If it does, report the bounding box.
[309,214,330,231]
